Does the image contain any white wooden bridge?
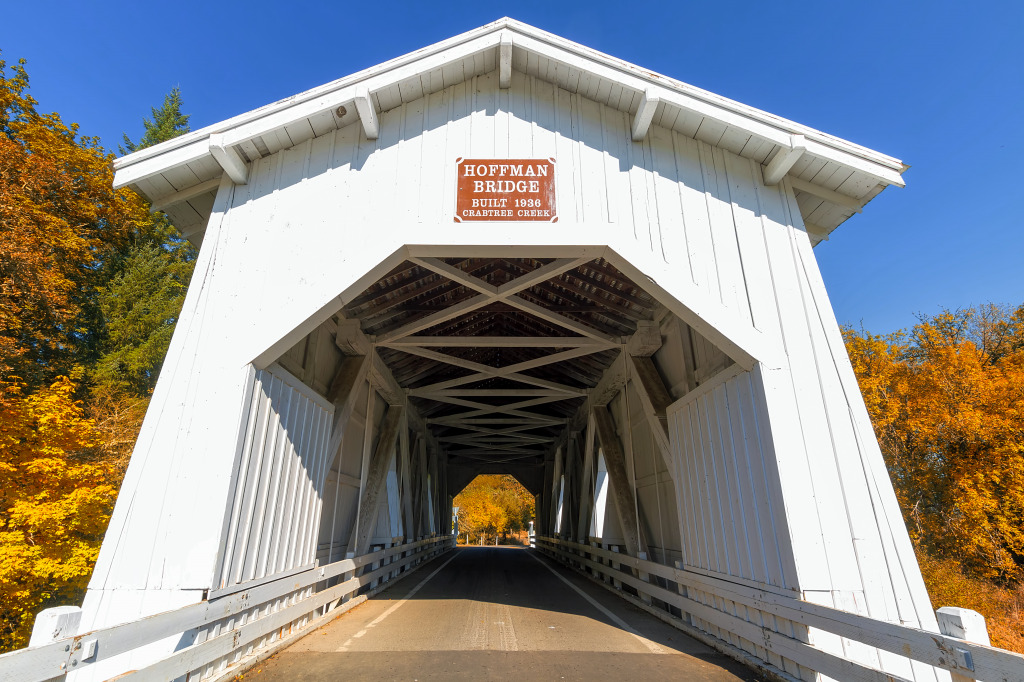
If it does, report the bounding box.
[3,18,1023,682]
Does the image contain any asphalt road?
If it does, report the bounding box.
[248,546,764,681]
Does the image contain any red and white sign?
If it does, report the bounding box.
[455,158,556,222]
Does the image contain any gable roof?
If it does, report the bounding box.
[113,17,906,246]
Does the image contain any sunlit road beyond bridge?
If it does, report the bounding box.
[250,547,759,681]
[7,17,1024,682]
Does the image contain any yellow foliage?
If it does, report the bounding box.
[0,377,116,650]
[454,475,535,544]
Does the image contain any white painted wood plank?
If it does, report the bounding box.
[577,95,607,223]
[673,133,719,302]
[554,85,580,222]
[648,123,689,275]
[707,387,742,577]
[283,119,316,148]
[758,172,864,593]
[717,126,752,156]
[727,374,773,586]
[714,382,754,580]
[697,141,752,326]
[694,117,728,147]
[601,105,634,242]
[419,88,450,223]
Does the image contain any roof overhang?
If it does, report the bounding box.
[114,17,906,246]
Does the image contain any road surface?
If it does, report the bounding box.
[248,546,763,681]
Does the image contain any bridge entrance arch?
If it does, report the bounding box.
[32,17,1009,682]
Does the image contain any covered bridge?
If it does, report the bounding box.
[8,17,1022,682]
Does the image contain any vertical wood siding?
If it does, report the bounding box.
[228,70,765,333]
[217,365,334,590]
[667,367,795,591]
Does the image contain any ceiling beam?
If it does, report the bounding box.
[382,336,604,347]
[503,296,618,343]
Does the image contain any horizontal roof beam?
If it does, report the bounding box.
[354,88,379,140]
[762,134,806,186]
[789,176,864,213]
[149,178,221,213]
[381,336,605,348]
[208,134,248,184]
[631,89,660,141]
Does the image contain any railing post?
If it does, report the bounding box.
[610,545,622,590]
[673,560,697,627]
[636,551,653,606]
[936,607,990,682]
[28,606,81,647]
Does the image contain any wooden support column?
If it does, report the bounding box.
[398,416,415,541]
[560,438,574,539]
[627,355,674,472]
[575,415,597,543]
[549,445,564,536]
[353,404,404,555]
[592,406,644,558]
[415,436,429,538]
[539,455,554,534]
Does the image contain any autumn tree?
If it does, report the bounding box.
[845,304,1024,581]
[0,378,113,650]
[0,54,148,387]
[0,55,190,650]
[454,475,535,544]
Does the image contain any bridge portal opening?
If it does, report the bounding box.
[253,253,735,576]
[452,474,535,545]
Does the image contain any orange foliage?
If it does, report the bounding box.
[0,55,147,651]
[0,55,147,385]
[845,305,1024,581]
[846,305,1024,653]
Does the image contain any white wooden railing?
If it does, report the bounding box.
[0,535,454,682]
[535,536,1024,682]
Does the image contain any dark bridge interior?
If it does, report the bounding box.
[338,256,660,495]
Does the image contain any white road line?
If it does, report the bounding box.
[335,551,459,652]
[525,549,665,654]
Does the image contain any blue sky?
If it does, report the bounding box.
[3,1,1021,334]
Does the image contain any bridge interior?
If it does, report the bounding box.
[273,253,731,566]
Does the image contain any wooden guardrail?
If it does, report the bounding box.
[535,536,1024,682]
[0,535,454,682]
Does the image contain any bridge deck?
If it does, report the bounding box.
[249,546,762,681]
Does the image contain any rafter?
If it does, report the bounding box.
[377,257,593,343]
[382,336,605,348]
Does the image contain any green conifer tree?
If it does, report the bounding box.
[92,88,196,403]
[119,86,190,154]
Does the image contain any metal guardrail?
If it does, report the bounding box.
[535,535,1024,682]
[0,535,454,682]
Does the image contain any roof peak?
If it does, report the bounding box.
[114,18,905,245]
